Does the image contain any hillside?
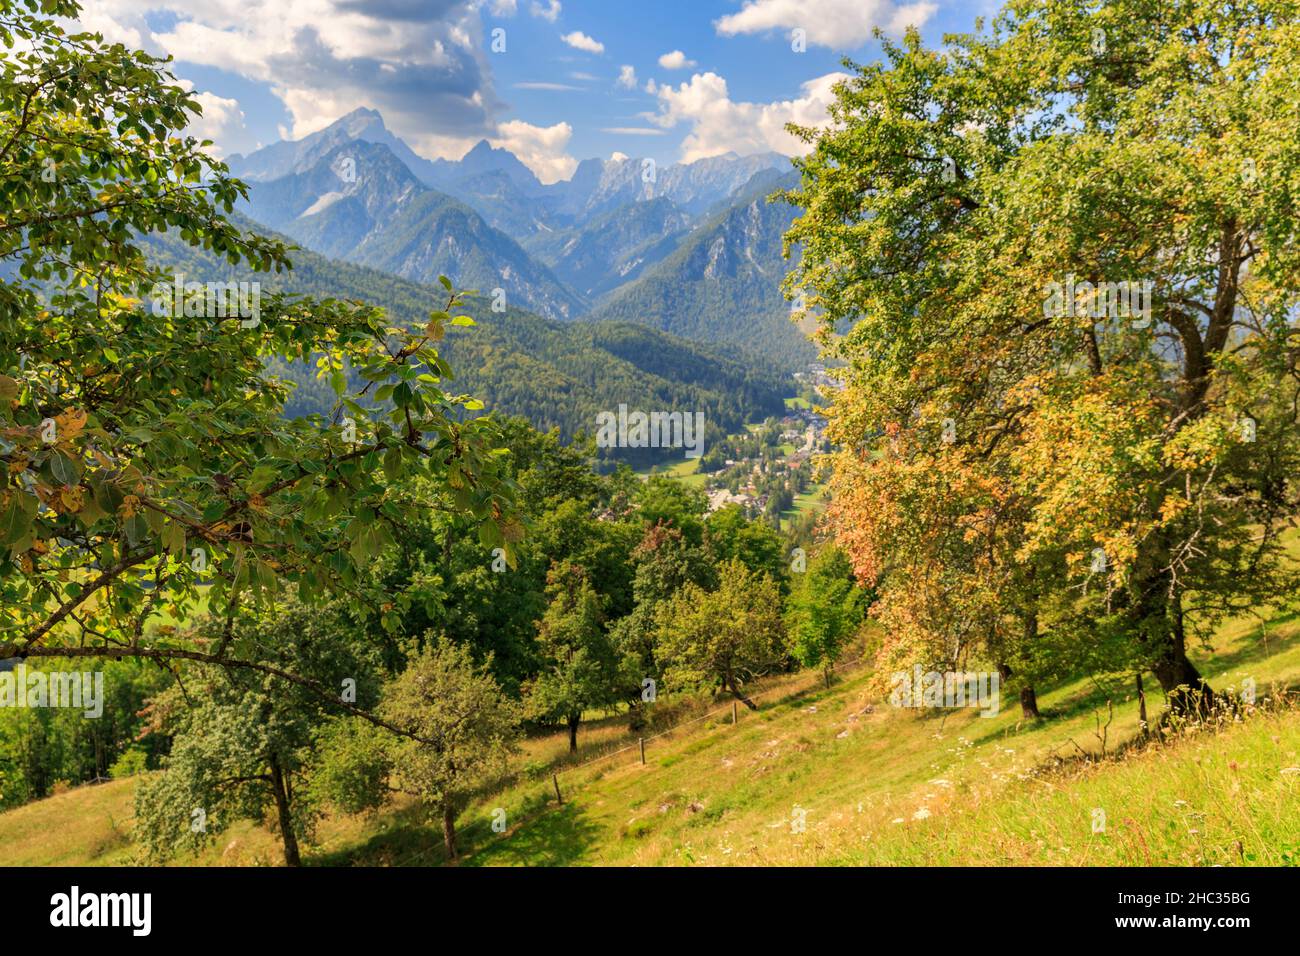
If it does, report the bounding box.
[238,140,584,321]
[138,216,791,461]
[522,196,692,300]
[584,171,817,371]
[6,601,1296,867]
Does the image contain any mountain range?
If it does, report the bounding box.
[138,214,789,466]
[228,109,815,370]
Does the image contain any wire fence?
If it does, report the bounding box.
[544,651,872,802]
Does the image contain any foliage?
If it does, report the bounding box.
[379,637,521,856]
[786,546,867,679]
[525,563,620,746]
[132,601,381,864]
[655,557,787,706]
[784,0,1300,711]
[0,0,519,705]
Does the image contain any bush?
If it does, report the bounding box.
[109,747,150,779]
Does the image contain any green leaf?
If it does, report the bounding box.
[0,492,37,546]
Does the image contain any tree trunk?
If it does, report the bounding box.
[725,674,757,710]
[1019,686,1039,719]
[1150,592,1214,716]
[997,662,1038,718]
[442,802,457,860]
[268,755,301,867]
[567,713,580,753]
[1136,672,1148,737]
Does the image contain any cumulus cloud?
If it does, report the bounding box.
[529,0,561,21]
[82,0,503,160]
[561,30,604,54]
[616,64,637,89]
[651,71,848,162]
[657,50,696,70]
[714,0,937,48]
[492,119,577,183]
[185,91,248,158]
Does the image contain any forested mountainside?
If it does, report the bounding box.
[584,170,816,369]
[140,216,789,465]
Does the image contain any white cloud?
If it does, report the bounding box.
[601,127,664,136]
[529,0,561,21]
[616,64,637,89]
[651,71,848,162]
[488,0,518,15]
[81,0,503,161]
[714,0,937,48]
[77,6,145,47]
[186,92,247,158]
[561,30,604,54]
[657,50,696,70]
[492,119,577,183]
[515,81,582,90]
[171,78,247,158]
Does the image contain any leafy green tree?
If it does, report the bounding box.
[0,0,517,716]
[378,638,521,859]
[526,563,620,751]
[634,476,708,546]
[786,547,866,686]
[656,558,787,709]
[0,656,167,807]
[133,601,381,866]
[706,503,789,591]
[609,522,717,727]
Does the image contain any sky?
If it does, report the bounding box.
[77,0,1000,183]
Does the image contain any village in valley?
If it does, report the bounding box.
[646,364,835,527]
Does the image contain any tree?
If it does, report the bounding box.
[656,558,787,709]
[634,475,708,546]
[706,503,789,591]
[526,563,620,751]
[133,601,381,865]
[0,0,518,723]
[609,522,717,727]
[379,638,521,859]
[786,547,865,687]
[784,0,1300,716]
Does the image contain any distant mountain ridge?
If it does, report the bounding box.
[585,169,816,368]
[228,109,814,369]
[237,140,583,321]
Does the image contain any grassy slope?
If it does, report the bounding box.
[4,601,1298,867]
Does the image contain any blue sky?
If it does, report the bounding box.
[79,0,999,181]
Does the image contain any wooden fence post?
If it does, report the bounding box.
[639,737,646,764]
[732,700,738,725]
[552,774,563,805]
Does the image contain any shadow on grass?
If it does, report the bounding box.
[459,802,600,867]
[307,790,600,867]
[954,622,1300,752]
[1197,609,1300,677]
[307,800,449,867]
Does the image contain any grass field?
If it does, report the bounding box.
[4,595,1298,867]
[635,456,708,489]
